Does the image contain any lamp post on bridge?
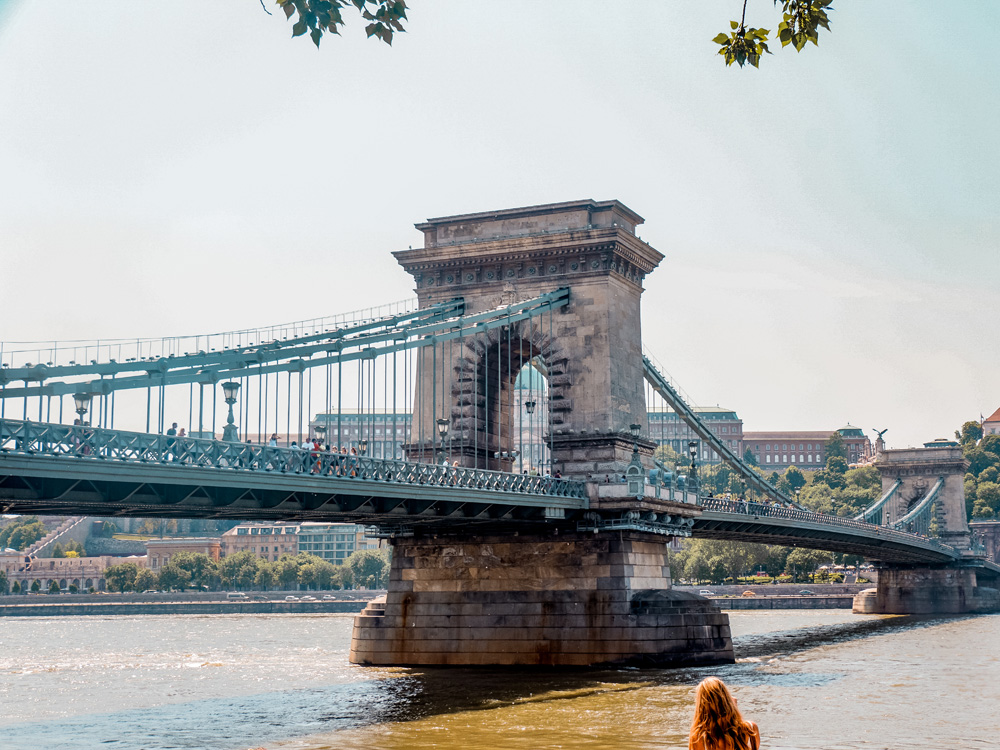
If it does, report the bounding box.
[436,418,449,465]
[221,381,241,442]
[688,440,699,494]
[73,393,92,426]
[314,424,326,445]
[358,438,368,456]
[523,399,536,473]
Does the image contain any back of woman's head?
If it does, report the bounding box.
[690,677,752,749]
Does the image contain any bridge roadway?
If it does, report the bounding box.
[2,419,997,570]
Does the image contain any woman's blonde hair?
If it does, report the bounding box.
[689,677,756,750]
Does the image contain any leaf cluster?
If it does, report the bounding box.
[278,0,407,48]
[777,0,833,51]
[713,22,771,69]
[713,1,834,69]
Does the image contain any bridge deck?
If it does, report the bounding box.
[0,420,587,527]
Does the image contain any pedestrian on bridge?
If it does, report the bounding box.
[689,676,760,750]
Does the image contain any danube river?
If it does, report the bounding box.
[1,610,997,749]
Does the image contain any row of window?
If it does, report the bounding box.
[236,526,298,535]
[764,454,820,465]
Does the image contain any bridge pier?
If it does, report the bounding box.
[853,565,1000,614]
[349,530,733,667]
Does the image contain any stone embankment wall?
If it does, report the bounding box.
[0,600,372,617]
[710,596,853,610]
[0,590,383,617]
[674,583,872,597]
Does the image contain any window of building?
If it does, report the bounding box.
[782,455,787,463]
[799,454,804,463]
[765,455,771,463]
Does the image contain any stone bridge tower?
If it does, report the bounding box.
[394,199,663,478]
[350,201,733,669]
[874,444,970,549]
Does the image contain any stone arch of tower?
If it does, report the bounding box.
[447,318,565,471]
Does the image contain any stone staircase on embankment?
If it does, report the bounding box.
[23,516,87,558]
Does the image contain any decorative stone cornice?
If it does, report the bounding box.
[394,228,663,293]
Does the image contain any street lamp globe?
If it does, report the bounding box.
[220,381,241,442]
[358,438,368,455]
[221,381,241,404]
[73,393,92,424]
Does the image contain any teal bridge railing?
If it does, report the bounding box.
[0,418,587,500]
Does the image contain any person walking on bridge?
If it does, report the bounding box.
[689,676,760,750]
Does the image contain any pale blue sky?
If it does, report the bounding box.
[0,1,997,447]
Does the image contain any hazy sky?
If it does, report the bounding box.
[1,1,997,448]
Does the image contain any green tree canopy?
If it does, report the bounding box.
[653,444,684,470]
[784,466,807,492]
[134,568,157,592]
[157,562,191,591]
[104,562,141,593]
[825,431,848,461]
[345,549,390,589]
[957,420,984,446]
[220,551,263,590]
[0,516,48,551]
[784,548,832,576]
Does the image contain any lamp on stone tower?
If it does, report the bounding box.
[629,423,641,456]
[436,418,450,464]
[73,393,92,425]
[221,381,241,442]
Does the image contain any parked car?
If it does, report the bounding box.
[799,589,815,595]
[300,595,316,601]
[741,591,756,597]
[285,595,299,601]
[322,594,336,600]
[699,590,716,596]
[226,592,249,601]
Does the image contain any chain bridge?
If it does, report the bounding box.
[2,199,997,667]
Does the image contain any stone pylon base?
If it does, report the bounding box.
[852,566,1000,614]
[349,531,733,667]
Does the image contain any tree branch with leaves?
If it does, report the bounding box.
[714,0,833,68]
[277,0,407,47]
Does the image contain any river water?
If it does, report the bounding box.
[1,610,997,750]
